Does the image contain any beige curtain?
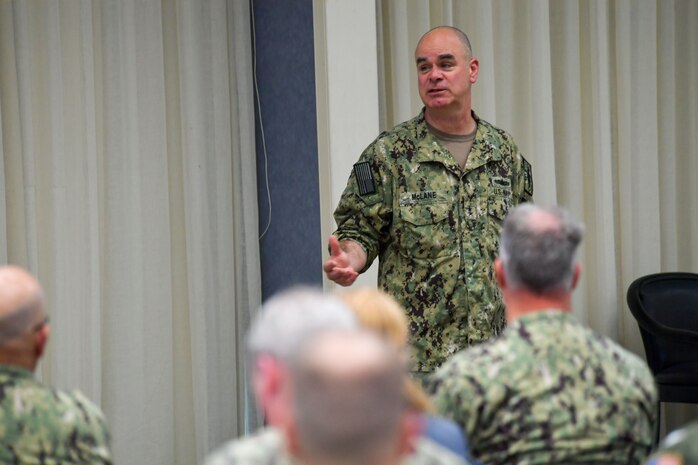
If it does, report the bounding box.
[0,1,260,464]
[377,0,698,432]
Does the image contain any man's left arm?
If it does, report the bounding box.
[508,140,533,204]
[502,133,533,206]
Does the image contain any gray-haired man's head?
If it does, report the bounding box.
[247,286,357,362]
[499,204,584,294]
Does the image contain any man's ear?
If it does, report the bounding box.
[396,411,424,456]
[494,259,506,289]
[468,58,479,83]
[252,355,283,410]
[571,263,582,290]
[34,324,50,359]
[253,355,293,427]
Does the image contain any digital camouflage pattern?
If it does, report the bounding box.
[205,428,293,465]
[0,365,112,464]
[427,311,657,465]
[205,427,474,465]
[644,421,698,465]
[333,110,533,371]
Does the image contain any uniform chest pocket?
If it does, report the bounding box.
[488,195,512,222]
[473,195,511,263]
[398,202,455,259]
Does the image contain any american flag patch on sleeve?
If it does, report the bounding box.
[353,162,376,196]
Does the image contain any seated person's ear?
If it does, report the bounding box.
[34,324,50,358]
[253,355,284,404]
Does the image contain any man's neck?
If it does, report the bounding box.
[424,106,475,135]
[504,290,573,323]
[0,353,37,372]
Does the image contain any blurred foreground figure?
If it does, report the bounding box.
[339,288,476,463]
[0,265,112,464]
[645,421,698,465]
[428,204,656,465]
[287,329,416,465]
[205,286,468,465]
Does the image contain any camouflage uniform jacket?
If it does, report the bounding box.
[0,364,112,464]
[644,421,698,465]
[427,311,657,465]
[333,109,533,371]
[205,427,475,465]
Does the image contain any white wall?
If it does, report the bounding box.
[314,0,380,289]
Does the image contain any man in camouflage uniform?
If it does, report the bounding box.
[205,287,473,465]
[427,204,657,465]
[324,26,533,372]
[645,421,698,465]
[0,265,112,464]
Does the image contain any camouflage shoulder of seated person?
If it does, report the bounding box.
[0,377,112,464]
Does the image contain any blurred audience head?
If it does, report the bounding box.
[285,329,414,465]
[246,286,357,426]
[0,265,49,371]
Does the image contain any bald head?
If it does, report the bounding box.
[295,329,401,380]
[0,266,43,317]
[416,26,473,60]
[290,330,407,465]
[0,266,47,365]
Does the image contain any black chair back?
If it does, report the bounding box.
[627,272,698,403]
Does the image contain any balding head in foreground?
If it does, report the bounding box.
[286,329,413,465]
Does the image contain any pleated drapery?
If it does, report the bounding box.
[0,1,261,464]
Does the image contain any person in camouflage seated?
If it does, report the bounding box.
[427,204,657,465]
[324,26,533,373]
[0,265,112,464]
[644,421,698,465]
[204,287,473,465]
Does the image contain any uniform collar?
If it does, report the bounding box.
[509,309,576,329]
[0,364,35,380]
[412,109,503,173]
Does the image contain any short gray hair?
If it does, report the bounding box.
[247,286,357,361]
[499,204,584,294]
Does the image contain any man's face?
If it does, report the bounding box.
[415,29,478,111]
